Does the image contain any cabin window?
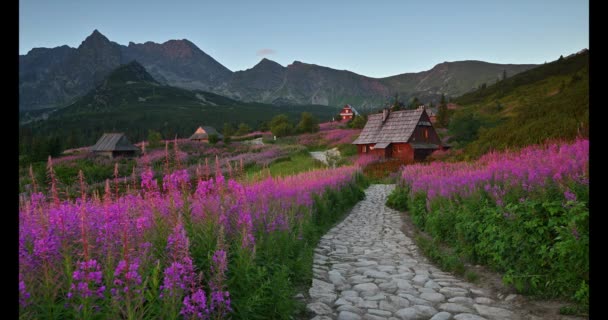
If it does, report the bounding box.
[424,128,429,140]
[362,146,367,153]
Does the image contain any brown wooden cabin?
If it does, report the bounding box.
[90,133,140,158]
[189,126,224,142]
[352,107,444,162]
[339,104,359,121]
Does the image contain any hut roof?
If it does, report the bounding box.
[343,104,360,115]
[90,133,139,152]
[352,109,426,145]
[189,126,224,140]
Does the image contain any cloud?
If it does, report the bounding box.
[256,48,276,56]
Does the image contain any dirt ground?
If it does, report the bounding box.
[399,210,588,320]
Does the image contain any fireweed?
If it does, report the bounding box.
[394,139,589,306]
[19,155,363,318]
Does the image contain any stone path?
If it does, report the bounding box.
[309,148,341,166]
[307,184,525,320]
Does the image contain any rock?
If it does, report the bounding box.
[448,297,475,305]
[379,281,398,293]
[337,305,363,314]
[469,288,487,296]
[430,311,452,320]
[453,314,488,320]
[368,309,393,317]
[307,302,333,315]
[395,305,438,320]
[438,302,474,313]
[412,274,429,285]
[309,287,337,305]
[364,270,392,279]
[313,278,336,291]
[357,300,378,309]
[365,293,387,301]
[312,316,333,320]
[473,304,514,319]
[396,279,413,290]
[354,283,380,297]
[338,311,363,320]
[505,294,518,302]
[350,275,374,284]
[424,280,441,290]
[420,292,446,302]
[335,298,352,306]
[354,260,378,267]
[293,293,305,300]
[474,297,494,304]
[342,290,359,297]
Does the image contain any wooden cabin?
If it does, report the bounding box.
[339,104,359,121]
[352,107,444,162]
[189,126,223,142]
[90,133,140,158]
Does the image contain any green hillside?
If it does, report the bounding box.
[448,50,588,158]
[19,62,339,162]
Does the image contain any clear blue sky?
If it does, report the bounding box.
[19,0,588,78]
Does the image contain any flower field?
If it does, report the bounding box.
[19,152,367,319]
[390,139,589,308]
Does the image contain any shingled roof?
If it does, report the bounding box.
[190,126,224,140]
[352,109,426,145]
[90,133,139,152]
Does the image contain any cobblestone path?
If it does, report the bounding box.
[307,184,525,320]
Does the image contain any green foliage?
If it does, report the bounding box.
[235,123,252,136]
[270,114,294,137]
[208,133,219,145]
[405,182,589,307]
[147,129,162,148]
[386,186,409,211]
[223,122,236,137]
[296,112,320,134]
[349,115,367,129]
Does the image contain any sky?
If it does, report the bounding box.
[19,0,588,78]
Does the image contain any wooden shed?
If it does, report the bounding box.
[189,126,224,142]
[90,133,140,158]
[352,107,443,162]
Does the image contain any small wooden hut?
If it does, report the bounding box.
[189,126,223,142]
[90,133,140,158]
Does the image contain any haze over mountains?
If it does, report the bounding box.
[20,30,539,111]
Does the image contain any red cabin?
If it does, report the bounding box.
[352,107,444,162]
[339,104,359,121]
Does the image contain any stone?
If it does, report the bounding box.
[364,314,388,320]
[337,304,363,313]
[411,274,429,285]
[395,305,438,320]
[341,290,359,297]
[453,314,488,320]
[307,302,333,315]
[438,302,474,313]
[338,311,363,320]
[364,270,392,279]
[335,298,352,306]
[368,309,393,317]
[430,311,452,320]
[474,297,494,304]
[354,260,378,267]
[365,293,387,301]
[357,300,378,309]
[309,287,337,305]
[473,304,514,319]
[448,297,475,305]
[420,292,446,302]
[469,288,487,296]
[354,283,380,297]
[505,294,518,302]
[424,280,441,290]
[396,279,413,290]
[312,316,333,320]
[379,281,398,293]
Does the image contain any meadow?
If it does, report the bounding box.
[387,139,589,311]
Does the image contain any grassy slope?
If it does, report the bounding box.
[450,51,588,157]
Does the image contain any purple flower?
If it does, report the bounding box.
[111,259,142,299]
[160,258,196,299]
[564,189,577,202]
[19,274,30,307]
[181,288,209,319]
[572,227,580,240]
[68,259,105,300]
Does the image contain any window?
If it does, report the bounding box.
[362,145,367,153]
[424,128,429,140]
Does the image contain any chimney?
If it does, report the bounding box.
[382,108,389,123]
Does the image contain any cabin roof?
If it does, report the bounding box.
[352,109,426,145]
[90,133,139,152]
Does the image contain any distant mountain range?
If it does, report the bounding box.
[20,60,339,151]
[19,29,540,110]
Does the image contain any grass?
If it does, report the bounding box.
[245,151,326,179]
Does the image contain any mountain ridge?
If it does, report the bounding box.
[20,29,545,110]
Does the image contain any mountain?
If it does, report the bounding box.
[19,30,539,111]
[447,49,588,157]
[20,61,338,154]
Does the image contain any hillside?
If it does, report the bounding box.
[447,49,589,157]
[19,61,339,160]
[19,30,537,110]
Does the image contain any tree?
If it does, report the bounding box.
[558,55,564,61]
[437,94,450,128]
[296,112,320,133]
[258,121,270,132]
[147,130,162,148]
[350,115,367,129]
[391,93,405,111]
[408,97,421,109]
[235,123,252,136]
[208,133,219,145]
[270,114,293,137]
[502,69,507,81]
[223,123,235,137]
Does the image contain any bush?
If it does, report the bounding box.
[208,133,219,145]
